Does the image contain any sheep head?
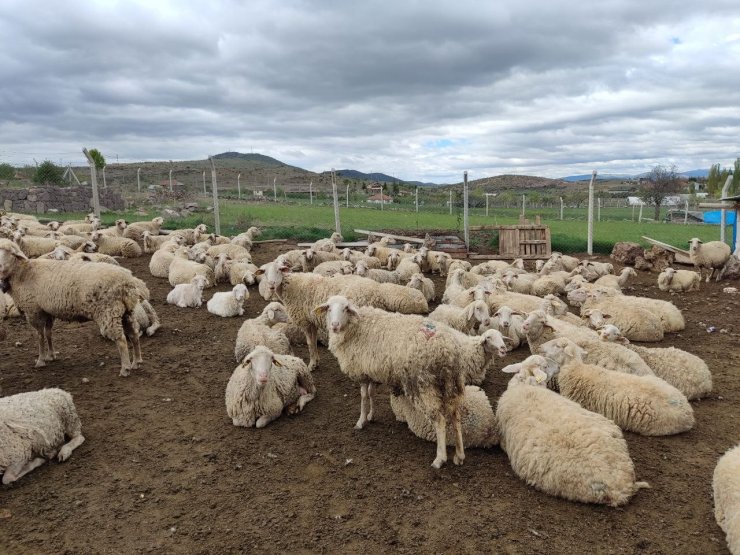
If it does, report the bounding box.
[464,300,492,329]
[501,355,552,387]
[232,284,249,302]
[537,337,587,365]
[264,301,289,324]
[314,295,360,333]
[598,324,629,344]
[254,262,290,300]
[242,346,282,386]
[0,239,28,279]
[479,329,508,358]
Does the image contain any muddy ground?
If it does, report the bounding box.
[1,242,738,554]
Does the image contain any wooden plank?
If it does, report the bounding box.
[641,236,693,265]
[252,239,289,244]
[468,254,551,260]
[353,229,425,244]
[297,241,369,248]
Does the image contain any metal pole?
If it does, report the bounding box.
[449,189,452,215]
[273,177,277,202]
[587,169,597,255]
[684,200,689,225]
[208,156,221,235]
[521,194,526,217]
[463,171,469,250]
[597,198,601,221]
[486,194,489,217]
[560,196,564,220]
[237,173,241,199]
[102,165,107,188]
[82,148,101,219]
[309,181,313,204]
[202,171,206,195]
[632,204,635,221]
[168,168,172,191]
[346,183,349,208]
[638,203,643,223]
[137,167,141,193]
[415,187,419,213]
[380,185,384,211]
[331,169,340,234]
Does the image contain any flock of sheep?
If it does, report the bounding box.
[0,211,739,553]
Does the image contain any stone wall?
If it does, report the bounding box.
[0,186,125,213]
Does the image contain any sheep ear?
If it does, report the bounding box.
[543,323,555,331]
[279,265,291,274]
[533,368,548,384]
[267,309,275,320]
[254,269,265,276]
[272,356,283,367]
[602,313,612,319]
[313,303,329,316]
[512,310,527,317]
[346,302,361,317]
[501,362,523,374]
[502,336,515,347]
[4,242,28,260]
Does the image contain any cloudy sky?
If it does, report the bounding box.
[1,0,738,182]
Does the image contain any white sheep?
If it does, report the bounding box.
[0,240,147,376]
[531,271,570,296]
[316,295,508,468]
[168,247,215,288]
[122,217,164,244]
[229,260,259,286]
[657,267,701,292]
[538,337,694,436]
[497,355,649,507]
[713,445,740,555]
[234,302,292,362]
[582,287,684,333]
[207,243,252,262]
[226,345,316,428]
[132,299,161,337]
[406,272,435,302]
[148,237,185,278]
[141,230,174,253]
[311,232,343,252]
[598,324,712,400]
[395,253,424,280]
[579,306,664,342]
[312,260,354,277]
[390,386,498,448]
[301,248,342,271]
[593,267,637,290]
[11,230,58,258]
[166,275,209,308]
[99,219,128,238]
[207,284,249,317]
[501,270,537,294]
[339,248,381,268]
[470,260,511,275]
[91,230,142,258]
[486,305,526,350]
[354,260,401,283]
[0,388,85,484]
[428,300,492,335]
[688,237,732,282]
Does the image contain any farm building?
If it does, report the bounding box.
[367,193,394,204]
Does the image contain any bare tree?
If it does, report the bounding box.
[640,165,682,221]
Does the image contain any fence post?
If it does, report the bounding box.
[684,200,689,225]
[237,173,241,199]
[202,171,206,196]
[415,187,418,213]
[331,169,340,234]
[449,189,452,215]
[102,165,107,188]
[587,170,597,255]
[720,175,733,243]
[560,196,564,220]
[273,177,277,203]
[380,185,384,211]
[638,203,643,223]
[346,183,349,208]
[597,197,601,221]
[208,156,221,235]
[521,194,526,217]
[82,148,101,219]
[309,181,313,204]
[463,171,469,250]
[137,167,141,193]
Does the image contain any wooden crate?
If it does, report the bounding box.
[470,218,551,260]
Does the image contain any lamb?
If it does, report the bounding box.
[365,243,395,265]
[447,260,472,275]
[169,223,208,245]
[502,270,538,294]
[390,386,498,448]
[207,283,249,317]
[275,249,306,271]
[354,261,401,283]
[579,306,664,342]
[0,240,146,376]
[207,242,251,262]
[225,346,316,428]
[256,263,427,371]
[538,337,694,436]
[340,248,381,268]
[122,217,164,244]
[312,260,354,277]
[496,355,649,507]
[316,295,508,468]
[395,253,424,280]
[578,260,614,280]
[311,232,343,252]
[539,293,584,327]
[148,238,185,278]
[234,302,292,362]
[583,287,684,332]
[132,299,161,337]
[428,300,492,335]
[0,388,85,484]
[231,226,260,249]
[594,267,637,290]
[91,231,142,258]
[657,267,701,292]
[442,269,489,302]
[301,248,342,271]
[99,218,128,237]
[688,237,732,282]
[214,253,233,284]
[713,445,740,555]
[549,252,580,272]
[168,247,215,288]
[427,251,452,275]
[166,275,209,308]
[406,272,435,302]
[229,261,260,286]
[598,324,712,400]
[487,305,526,350]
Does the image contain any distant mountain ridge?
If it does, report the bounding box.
[213,151,292,168]
[333,169,441,187]
[561,169,709,182]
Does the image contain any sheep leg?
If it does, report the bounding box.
[354,382,370,429]
[452,409,465,466]
[2,457,47,485]
[366,382,375,423]
[57,434,85,462]
[116,335,133,377]
[305,325,319,372]
[43,317,57,361]
[33,324,47,368]
[256,411,281,428]
[431,413,448,469]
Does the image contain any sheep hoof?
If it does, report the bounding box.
[35,358,46,368]
[354,419,366,430]
[453,454,465,466]
[57,446,73,462]
[366,410,374,422]
[119,367,131,377]
[431,458,445,469]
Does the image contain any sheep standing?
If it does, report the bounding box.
[406,272,435,302]
[497,355,649,507]
[688,238,732,282]
[428,300,491,335]
[713,445,740,555]
[122,217,164,244]
[207,284,249,317]
[316,295,508,468]
[598,325,712,400]
[0,388,85,484]
[166,275,208,308]
[390,386,498,448]
[0,240,145,376]
[225,346,316,428]
[657,267,700,292]
[538,337,694,436]
[234,302,292,362]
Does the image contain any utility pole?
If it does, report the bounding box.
[137,167,141,193]
[82,148,101,218]
[463,171,469,250]
[208,156,221,235]
[273,177,277,202]
[309,181,313,204]
[237,173,241,199]
[415,187,419,213]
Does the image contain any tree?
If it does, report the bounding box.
[732,158,740,196]
[640,164,682,221]
[88,148,106,171]
[32,160,64,185]
[0,163,14,180]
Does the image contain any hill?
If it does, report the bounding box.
[447,174,570,191]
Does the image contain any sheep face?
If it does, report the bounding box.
[480,329,508,358]
[511,258,524,270]
[354,261,369,277]
[233,284,249,302]
[387,251,401,269]
[340,248,352,261]
[192,275,209,290]
[598,324,629,344]
[582,309,610,329]
[331,232,343,243]
[542,294,567,316]
[520,310,550,336]
[537,337,586,366]
[501,355,551,386]
[243,346,281,386]
[493,306,526,331]
[688,238,702,253]
[0,240,28,279]
[407,273,425,289]
[255,263,290,300]
[403,243,414,253]
[82,241,97,253]
[339,262,354,275]
[315,295,359,333]
[264,302,290,324]
[465,300,492,330]
[51,246,72,260]
[365,245,377,257]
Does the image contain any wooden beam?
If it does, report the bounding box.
[353,229,425,244]
[468,254,550,260]
[641,235,693,265]
[298,241,369,248]
[252,239,289,244]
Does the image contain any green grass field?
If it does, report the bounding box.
[49,199,725,254]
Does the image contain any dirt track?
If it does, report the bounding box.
[1,242,738,554]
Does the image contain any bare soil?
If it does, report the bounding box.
[1,243,738,554]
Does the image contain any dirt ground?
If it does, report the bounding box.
[1,242,738,555]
